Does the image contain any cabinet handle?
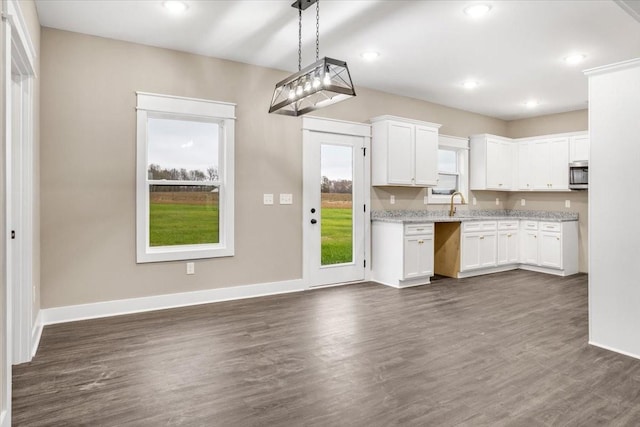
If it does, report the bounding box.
[557,237,560,241]
[480,236,485,240]
[418,240,424,244]
[416,228,424,231]
[534,235,537,238]
[508,233,512,237]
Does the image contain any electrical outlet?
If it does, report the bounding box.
[565,199,571,208]
[390,195,395,205]
[424,196,428,205]
[279,193,293,205]
[521,198,526,206]
[496,198,500,206]
[263,193,274,205]
[186,262,195,275]
[472,197,477,206]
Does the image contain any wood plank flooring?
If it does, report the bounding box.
[12,270,640,426]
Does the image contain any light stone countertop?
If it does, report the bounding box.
[371,209,578,224]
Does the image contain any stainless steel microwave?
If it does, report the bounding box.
[569,161,588,190]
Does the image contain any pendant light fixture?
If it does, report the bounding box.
[269,0,356,116]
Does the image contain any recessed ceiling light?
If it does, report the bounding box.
[464,4,492,18]
[564,53,586,65]
[462,80,479,89]
[163,1,188,14]
[525,100,539,108]
[361,51,380,61]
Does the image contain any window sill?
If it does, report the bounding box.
[137,245,234,263]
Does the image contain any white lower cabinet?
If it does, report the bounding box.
[372,221,434,287]
[404,235,434,279]
[497,220,519,265]
[461,221,497,271]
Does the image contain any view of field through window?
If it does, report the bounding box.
[321,144,353,266]
[147,118,220,247]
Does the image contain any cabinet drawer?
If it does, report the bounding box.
[522,221,538,230]
[463,221,497,232]
[498,220,519,230]
[405,223,433,235]
[539,222,561,232]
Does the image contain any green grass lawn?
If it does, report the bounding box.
[150,203,219,246]
[321,207,353,265]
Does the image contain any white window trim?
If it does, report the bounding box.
[136,92,236,263]
[427,135,469,205]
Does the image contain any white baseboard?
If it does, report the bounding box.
[31,310,43,358]
[457,265,518,278]
[0,409,8,427]
[374,277,431,289]
[41,279,305,326]
[588,341,640,361]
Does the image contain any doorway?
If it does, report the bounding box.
[302,117,370,287]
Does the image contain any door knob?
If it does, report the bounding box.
[310,219,317,224]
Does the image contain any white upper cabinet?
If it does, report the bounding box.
[470,134,515,190]
[371,116,441,187]
[517,142,532,190]
[527,138,570,191]
[570,135,589,162]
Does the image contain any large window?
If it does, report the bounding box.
[427,135,469,204]
[136,93,235,263]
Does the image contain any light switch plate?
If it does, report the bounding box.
[521,199,526,206]
[390,195,395,204]
[423,196,428,205]
[280,193,293,205]
[186,262,195,275]
[565,199,571,208]
[263,194,274,205]
[472,197,477,206]
[496,198,500,205]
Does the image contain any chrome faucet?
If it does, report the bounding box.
[449,191,466,217]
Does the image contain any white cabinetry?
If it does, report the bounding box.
[372,221,434,287]
[570,135,589,162]
[371,116,441,187]
[497,221,519,265]
[470,135,514,190]
[518,221,578,275]
[520,138,570,191]
[460,221,497,271]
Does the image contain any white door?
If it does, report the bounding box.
[414,125,438,186]
[403,235,434,279]
[387,121,414,185]
[479,233,497,268]
[461,233,481,271]
[303,126,367,287]
[540,232,562,269]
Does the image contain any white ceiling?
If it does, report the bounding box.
[35,0,640,120]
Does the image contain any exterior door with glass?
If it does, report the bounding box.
[303,120,368,287]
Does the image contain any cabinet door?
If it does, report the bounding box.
[521,230,539,265]
[549,138,570,190]
[531,140,551,190]
[461,233,481,271]
[479,233,497,267]
[507,231,519,264]
[570,135,589,162]
[403,235,434,278]
[518,142,532,190]
[387,121,414,185]
[540,232,562,269]
[414,125,438,186]
[486,140,504,189]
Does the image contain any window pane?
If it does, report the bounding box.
[438,149,457,173]
[149,185,219,246]
[432,174,458,195]
[148,118,219,181]
[320,144,353,266]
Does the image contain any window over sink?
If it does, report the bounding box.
[427,135,469,204]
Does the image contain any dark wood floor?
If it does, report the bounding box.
[12,271,640,426]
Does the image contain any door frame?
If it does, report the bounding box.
[1,0,36,423]
[301,116,371,289]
